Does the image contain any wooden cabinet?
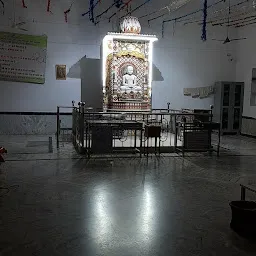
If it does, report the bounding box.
[213,82,244,134]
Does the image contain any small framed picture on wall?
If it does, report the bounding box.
[56,65,66,80]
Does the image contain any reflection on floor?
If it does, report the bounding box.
[1,135,256,255]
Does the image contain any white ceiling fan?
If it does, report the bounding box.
[11,0,28,31]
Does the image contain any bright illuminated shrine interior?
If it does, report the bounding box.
[1,0,256,255]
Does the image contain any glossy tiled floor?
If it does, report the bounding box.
[1,135,256,255]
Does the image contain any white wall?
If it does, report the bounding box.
[236,24,256,118]
[146,21,237,110]
[0,0,237,112]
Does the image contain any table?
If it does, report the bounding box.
[85,120,143,156]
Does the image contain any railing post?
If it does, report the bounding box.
[210,105,214,122]
[174,114,177,148]
[81,102,85,149]
[182,118,186,157]
[209,105,214,152]
[56,106,60,149]
[167,102,170,113]
[48,136,53,153]
[72,106,77,145]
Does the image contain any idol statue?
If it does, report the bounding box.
[120,65,141,93]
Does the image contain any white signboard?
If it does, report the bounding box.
[0,32,47,84]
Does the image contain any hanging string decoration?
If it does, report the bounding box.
[108,0,133,22]
[22,0,27,8]
[47,0,51,12]
[161,0,223,41]
[82,0,100,16]
[95,2,116,22]
[114,0,122,8]
[201,0,208,41]
[0,0,4,14]
[161,21,165,38]
[64,2,74,23]
[120,0,152,19]
[89,0,95,23]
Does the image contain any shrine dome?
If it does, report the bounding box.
[120,16,141,34]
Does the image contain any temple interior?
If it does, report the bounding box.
[1,0,256,255]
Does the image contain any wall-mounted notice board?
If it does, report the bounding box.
[0,32,47,84]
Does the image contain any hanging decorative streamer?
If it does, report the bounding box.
[120,0,152,19]
[95,2,116,21]
[89,0,95,23]
[140,7,167,19]
[64,2,74,23]
[161,21,165,38]
[0,0,4,14]
[64,11,69,22]
[148,13,165,24]
[114,0,122,8]
[176,0,248,26]
[201,0,207,41]
[182,0,249,26]
[160,0,223,38]
[82,0,100,16]
[108,0,133,22]
[47,0,51,12]
[22,0,27,8]
[140,0,193,20]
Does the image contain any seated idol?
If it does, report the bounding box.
[120,65,141,93]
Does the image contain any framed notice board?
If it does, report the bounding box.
[0,32,47,84]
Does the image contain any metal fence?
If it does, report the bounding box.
[64,104,220,157]
[56,106,74,148]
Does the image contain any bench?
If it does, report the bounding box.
[240,184,256,200]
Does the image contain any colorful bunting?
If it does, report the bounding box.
[120,0,152,19]
[47,0,51,12]
[108,0,133,22]
[22,0,27,8]
[64,1,75,23]
[82,0,100,16]
[0,0,4,14]
[201,0,207,41]
[114,0,122,8]
[89,0,95,23]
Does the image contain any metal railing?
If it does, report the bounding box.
[68,103,219,157]
[56,101,76,148]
